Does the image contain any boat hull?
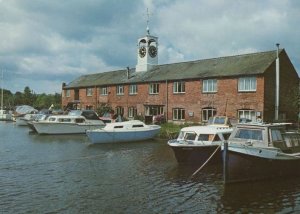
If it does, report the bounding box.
[223,147,300,184]
[86,128,160,144]
[169,144,222,165]
[32,122,105,135]
[0,113,13,121]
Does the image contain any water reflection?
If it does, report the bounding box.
[220,178,300,213]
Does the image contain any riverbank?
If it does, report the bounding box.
[158,122,199,139]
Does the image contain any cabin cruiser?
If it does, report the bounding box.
[223,122,300,184]
[168,116,233,165]
[0,109,13,121]
[86,120,161,144]
[31,110,105,134]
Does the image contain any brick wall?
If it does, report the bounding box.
[61,51,299,123]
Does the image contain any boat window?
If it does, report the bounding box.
[235,129,263,140]
[213,134,221,141]
[185,133,197,140]
[132,124,144,128]
[114,126,123,129]
[270,129,283,141]
[178,131,185,139]
[214,117,225,125]
[283,133,300,147]
[75,118,85,123]
[58,118,72,122]
[49,117,56,122]
[198,134,209,141]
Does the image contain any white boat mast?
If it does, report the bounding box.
[1,70,3,111]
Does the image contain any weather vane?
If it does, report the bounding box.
[145,8,152,35]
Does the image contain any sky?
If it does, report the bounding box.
[0,0,299,94]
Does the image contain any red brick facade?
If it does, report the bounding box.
[62,52,299,123]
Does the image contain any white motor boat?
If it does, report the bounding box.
[15,113,38,126]
[86,120,161,144]
[31,110,105,134]
[0,109,13,121]
[167,116,233,165]
[223,122,300,184]
[0,71,13,121]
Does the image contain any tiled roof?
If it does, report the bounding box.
[64,49,281,88]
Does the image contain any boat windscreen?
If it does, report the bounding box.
[235,129,263,140]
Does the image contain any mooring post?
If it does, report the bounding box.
[223,141,228,184]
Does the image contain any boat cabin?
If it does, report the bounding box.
[177,126,232,144]
[229,123,300,153]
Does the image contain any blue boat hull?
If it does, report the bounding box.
[86,128,160,144]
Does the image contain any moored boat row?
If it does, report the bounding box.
[168,117,300,184]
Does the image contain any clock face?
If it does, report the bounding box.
[148,46,157,58]
[139,46,146,58]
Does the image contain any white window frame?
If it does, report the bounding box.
[128,107,137,118]
[100,87,108,96]
[116,106,124,116]
[173,108,185,120]
[86,88,93,96]
[129,84,138,95]
[173,81,185,94]
[149,83,159,94]
[202,107,217,122]
[65,89,70,97]
[116,85,124,95]
[238,109,256,121]
[203,79,217,93]
[238,77,257,92]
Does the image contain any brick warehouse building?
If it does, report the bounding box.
[62,31,299,123]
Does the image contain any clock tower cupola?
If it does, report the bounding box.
[136,10,158,72]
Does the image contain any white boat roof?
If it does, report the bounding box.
[236,122,293,128]
[180,125,233,134]
[105,120,145,127]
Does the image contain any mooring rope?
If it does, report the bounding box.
[190,144,221,178]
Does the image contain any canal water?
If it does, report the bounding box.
[1,122,300,213]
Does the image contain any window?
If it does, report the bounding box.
[128,107,137,118]
[173,108,185,120]
[86,88,93,96]
[238,109,256,121]
[145,106,164,116]
[115,106,124,116]
[65,89,70,97]
[270,129,283,141]
[173,81,185,93]
[129,84,138,95]
[132,124,144,128]
[100,87,108,96]
[116,85,124,95]
[198,134,209,141]
[238,77,256,92]
[203,79,217,93]
[149,83,159,94]
[235,129,263,141]
[202,107,216,122]
[185,132,196,140]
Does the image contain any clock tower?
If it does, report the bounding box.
[136,20,158,72]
